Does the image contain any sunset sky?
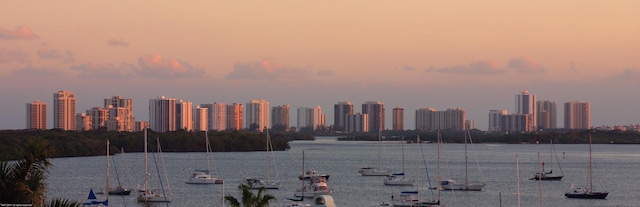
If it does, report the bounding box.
[2,0,639,130]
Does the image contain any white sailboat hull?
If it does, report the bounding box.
[440,180,485,191]
[359,167,391,176]
[384,176,415,186]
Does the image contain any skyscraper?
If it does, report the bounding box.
[488,110,507,132]
[564,101,591,129]
[515,90,536,130]
[333,101,353,132]
[536,100,557,130]
[392,107,404,131]
[200,103,227,131]
[415,108,466,131]
[362,101,384,132]
[26,100,47,129]
[53,90,76,130]
[246,99,270,131]
[226,103,243,130]
[86,107,109,130]
[272,104,290,130]
[346,113,368,132]
[149,96,176,132]
[193,106,208,131]
[297,106,325,130]
[104,96,134,131]
[76,113,92,131]
[176,100,193,131]
[501,113,534,132]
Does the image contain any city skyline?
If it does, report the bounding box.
[2,1,639,130]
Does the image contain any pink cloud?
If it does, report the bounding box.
[0,26,38,40]
[508,56,546,74]
[108,38,130,46]
[37,48,75,62]
[226,59,311,80]
[70,62,137,78]
[137,54,204,79]
[0,48,30,62]
[429,61,505,75]
[13,66,66,77]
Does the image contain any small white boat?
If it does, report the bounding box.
[391,191,440,207]
[244,177,280,189]
[384,173,415,186]
[299,170,330,181]
[440,179,485,191]
[294,176,333,198]
[359,167,391,176]
[186,169,223,184]
[137,189,171,202]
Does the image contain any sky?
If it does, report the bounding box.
[1,0,639,130]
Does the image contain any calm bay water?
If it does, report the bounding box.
[46,136,640,207]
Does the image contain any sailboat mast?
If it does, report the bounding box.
[401,136,405,179]
[465,129,469,185]
[144,128,148,193]
[516,154,520,207]
[378,130,382,170]
[589,134,593,191]
[437,132,441,201]
[106,140,110,201]
[206,131,211,172]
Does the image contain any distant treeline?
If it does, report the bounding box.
[337,129,640,144]
[0,129,313,161]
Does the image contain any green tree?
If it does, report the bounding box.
[224,184,276,207]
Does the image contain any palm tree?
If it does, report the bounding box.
[0,138,54,206]
[224,184,276,207]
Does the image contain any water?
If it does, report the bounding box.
[46,136,640,207]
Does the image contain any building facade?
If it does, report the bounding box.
[246,99,270,131]
[536,100,557,130]
[86,107,109,130]
[346,113,368,132]
[26,100,47,129]
[501,113,534,132]
[488,110,508,132]
[149,96,176,132]
[333,101,353,132]
[564,101,591,129]
[392,107,404,131]
[226,103,243,130]
[297,106,325,130]
[104,96,134,132]
[53,90,76,130]
[194,106,208,131]
[362,101,384,132]
[515,90,536,130]
[272,104,290,130]
[415,108,466,131]
[176,100,193,131]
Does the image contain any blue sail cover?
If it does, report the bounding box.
[88,189,97,199]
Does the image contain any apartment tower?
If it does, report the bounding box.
[536,100,557,130]
[26,100,47,129]
[362,101,384,132]
[149,96,176,132]
[272,104,290,130]
[53,90,76,130]
[104,96,134,131]
[515,90,536,130]
[392,107,404,131]
[564,101,591,129]
[226,103,243,130]
[333,101,353,132]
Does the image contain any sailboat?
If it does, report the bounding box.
[294,151,333,198]
[359,131,391,176]
[530,139,564,181]
[137,128,172,203]
[565,134,608,199]
[384,136,415,186]
[389,134,440,207]
[105,140,131,195]
[82,188,108,206]
[186,131,223,184]
[244,129,281,189]
[440,127,486,191]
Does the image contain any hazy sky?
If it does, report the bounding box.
[2,1,639,130]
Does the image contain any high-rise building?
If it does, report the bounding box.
[488,110,508,132]
[516,90,536,129]
[149,96,176,132]
[104,96,134,131]
[194,106,208,131]
[86,107,109,130]
[106,106,126,131]
[415,108,466,131]
[346,113,368,132]
[75,113,92,131]
[135,121,149,131]
[176,100,193,131]
[272,104,290,130]
[246,100,270,131]
[362,101,384,132]
[333,102,353,132]
[392,107,404,131]
[297,106,325,130]
[536,100,557,130]
[26,100,47,129]
[226,103,243,130]
[53,90,76,130]
[201,103,227,131]
[564,101,591,129]
[501,113,534,132]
